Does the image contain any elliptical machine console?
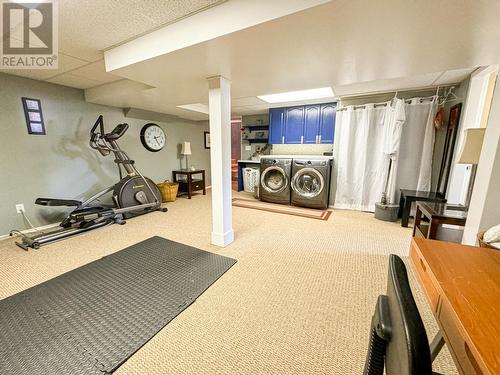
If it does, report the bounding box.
[15,115,166,250]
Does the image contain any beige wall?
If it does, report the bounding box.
[0,73,210,235]
[463,78,500,244]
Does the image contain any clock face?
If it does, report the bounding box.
[140,123,166,152]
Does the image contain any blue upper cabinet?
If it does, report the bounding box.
[284,106,304,144]
[319,103,336,144]
[268,102,336,144]
[303,105,320,144]
[269,108,285,144]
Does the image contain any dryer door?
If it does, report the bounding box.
[291,168,325,198]
[261,166,289,194]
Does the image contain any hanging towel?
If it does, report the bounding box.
[383,98,406,159]
[382,98,406,203]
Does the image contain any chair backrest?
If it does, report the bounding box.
[364,254,433,375]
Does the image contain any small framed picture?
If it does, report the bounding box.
[28,111,42,122]
[21,97,46,135]
[204,131,211,149]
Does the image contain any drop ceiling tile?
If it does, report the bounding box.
[70,60,122,83]
[57,0,225,62]
[48,73,103,89]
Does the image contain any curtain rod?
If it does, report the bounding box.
[337,83,458,100]
[337,96,437,112]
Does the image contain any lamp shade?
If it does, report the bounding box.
[457,128,485,165]
[181,141,192,155]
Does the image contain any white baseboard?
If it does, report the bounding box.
[0,222,60,241]
[211,229,234,247]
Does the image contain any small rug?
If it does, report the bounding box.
[232,197,332,221]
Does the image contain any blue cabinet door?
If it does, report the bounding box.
[303,105,320,144]
[284,106,304,144]
[319,103,336,144]
[269,108,285,144]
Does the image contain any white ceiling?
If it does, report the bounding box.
[94,0,500,120]
[2,0,499,120]
[0,0,226,89]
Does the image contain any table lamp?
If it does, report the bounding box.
[456,128,485,209]
[181,141,192,170]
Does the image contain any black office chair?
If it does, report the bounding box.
[364,254,439,375]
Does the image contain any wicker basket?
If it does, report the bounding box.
[157,181,179,202]
[477,231,499,249]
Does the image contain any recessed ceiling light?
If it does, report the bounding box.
[176,103,209,114]
[257,87,335,104]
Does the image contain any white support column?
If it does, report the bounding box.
[447,65,498,204]
[208,76,234,247]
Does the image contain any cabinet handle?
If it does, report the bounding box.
[319,135,322,143]
[300,135,304,144]
[316,135,319,144]
[281,113,284,144]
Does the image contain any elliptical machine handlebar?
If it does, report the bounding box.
[90,115,111,156]
[89,115,161,207]
[89,116,131,156]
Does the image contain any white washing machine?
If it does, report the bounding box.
[259,157,292,205]
[290,157,332,209]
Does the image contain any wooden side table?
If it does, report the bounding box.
[413,201,467,243]
[398,189,446,227]
[172,170,206,199]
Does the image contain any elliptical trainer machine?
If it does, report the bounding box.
[15,115,166,250]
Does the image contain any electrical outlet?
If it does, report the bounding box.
[15,203,25,214]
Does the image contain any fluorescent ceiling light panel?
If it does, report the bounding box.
[257,87,335,103]
[176,103,209,114]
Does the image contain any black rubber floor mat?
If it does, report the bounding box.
[0,236,237,374]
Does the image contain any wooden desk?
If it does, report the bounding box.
[410,238,500,374]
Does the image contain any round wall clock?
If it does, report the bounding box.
[140,123,166,152]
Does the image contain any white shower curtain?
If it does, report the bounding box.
[334,97,437,212]
[334,104,388,211]
[392,97,437,200]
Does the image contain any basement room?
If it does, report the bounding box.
[1,1,499,374]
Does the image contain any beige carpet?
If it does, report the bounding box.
[0,191,457,374]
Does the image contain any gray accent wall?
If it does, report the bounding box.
[0,73,210,235]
